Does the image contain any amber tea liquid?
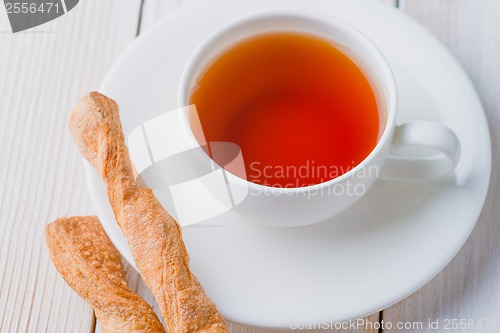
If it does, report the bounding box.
[189,32,380,187]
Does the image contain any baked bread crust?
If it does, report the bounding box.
[69,92,230,333]
[45,216,165,333]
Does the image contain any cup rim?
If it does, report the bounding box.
[177,10,397,193]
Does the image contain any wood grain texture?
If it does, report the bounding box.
[383,1,500,332]
[0,1,141,332]
[2,0,497,333]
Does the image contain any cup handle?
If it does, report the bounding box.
[379,121,461,180]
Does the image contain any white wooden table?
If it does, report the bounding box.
[0,0,499,332]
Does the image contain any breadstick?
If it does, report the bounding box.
[69,92,230,333]
[45,216,165,333]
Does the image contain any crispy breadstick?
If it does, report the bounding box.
[69,92,230,333]
[45,216,165,333]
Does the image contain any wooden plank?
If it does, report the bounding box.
[380,0,397,6]
[0,1,142,332]
[138,0,397,33]
[139,0,180,33]
[117,0,398,332]
[384,0,500,332]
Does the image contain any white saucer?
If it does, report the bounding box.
[85,0,491,328]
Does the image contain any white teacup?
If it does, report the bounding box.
[176,11,461,227]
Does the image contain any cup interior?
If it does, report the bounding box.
[178,11,397,189]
